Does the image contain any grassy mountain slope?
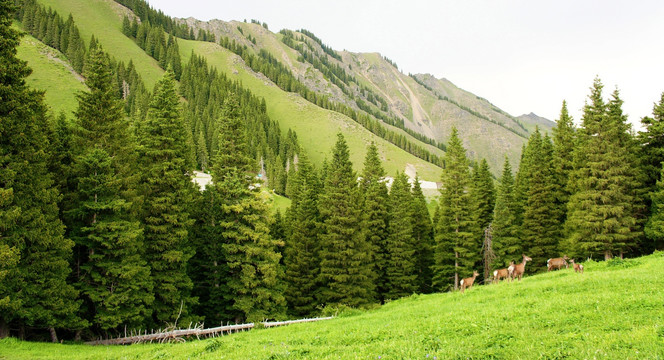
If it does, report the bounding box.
[181,18,554,174]
[518,112,557,134]
[3,253,663,359]
[176,39,444,180]
[37,0,164,88]
[16,31,86,116]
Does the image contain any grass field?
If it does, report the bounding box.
[2,252,663,359]
[16,31,87,117]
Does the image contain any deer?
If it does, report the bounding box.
[460,271,479,293]
[569,259,584,274]
[493,261,514,284]
[509,254,532,281]
[547,255,569,271]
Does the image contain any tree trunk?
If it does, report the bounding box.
[74,329,82,342]
[49,327,58,343]
[454,251,459,291]
[604,250,612,260]
[0,319,9,339]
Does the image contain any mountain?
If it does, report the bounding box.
[517,112,556,133]
[21,0,551,178]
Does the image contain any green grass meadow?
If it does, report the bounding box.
[16,31,87,117]
[3,253,663,359]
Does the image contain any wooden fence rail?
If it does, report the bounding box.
[85,317,333,345]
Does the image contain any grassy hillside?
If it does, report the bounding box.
[3,252,663,359]
[36,0,164,88]
[16,31,86,117]
[178,39,443,180]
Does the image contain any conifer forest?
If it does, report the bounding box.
[1,0,664,344]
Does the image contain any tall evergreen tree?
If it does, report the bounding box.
[206,94,285,322]
[641,93,664,251]
[69,48,153,332]
[566,79,643,260]
[317,133,375,307]
[520,130,560,272]
[358,143,389,301]
[552,101,576,252]
[137,70,196,327]
[645,163,664,251]
[384,172,417,299]
[0,0,80,339]
[432,128,478,291]
[411,175,434,294]
[492,157,520,268]
[283,152,321,316]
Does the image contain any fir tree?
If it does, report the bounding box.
[206,93,285,322]
[358,143,389,301]
[137,70,196,327]
[385,172,417,300]
[520,130,560,272]
[641,93,664,251]
[566,79,643,259]
[492,157,520,268]
[645,163,664,251]
[432,128,478,291]
[283,152,321,316]
[317,133,375,307]
[0,0,80,339]
[69,48,153,332]
[411,175,434,293]
[551,101,576,252]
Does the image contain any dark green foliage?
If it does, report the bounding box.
[411,175,434,293]
[201,94,286,323]
[433,128,479,291]
[317,134,375,307]
[566,79,644,260]
[1,0,80,337]
[472,159,495,231]
[137,71,196,327]
[358,143,389,301]
[492,157,521,268]
[645,163,664,251]
[520,130,560,272]
[283,153,321,316]
[68,48,153,332]
[384,172,417,300]
[639,93,664,251]
[551,101,576,234]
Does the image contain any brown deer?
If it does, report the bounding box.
[509,254,532,281]
[460,271,479,293]
[569,259,584,274]
[493,261,514,284]
[547,255,569,271]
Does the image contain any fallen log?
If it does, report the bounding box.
[85,317,333,345]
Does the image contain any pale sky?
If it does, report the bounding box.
[147,0,664,129]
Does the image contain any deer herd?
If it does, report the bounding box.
[460,254,584,293]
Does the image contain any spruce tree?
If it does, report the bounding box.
[566,79,643,259]
[1,0,80,338]
[317,133,375,307]
[641,93,664,251]
[492,157,520,268]
[283,152,321,316]
[645,163,664,251]
[384,172,417,300]
[137,70,196,327]
[69,48,153,332]
[358,143,389,301]
[207,94,285,322]
[520,130,560,272]
[472,159,496,231]
[411,175,434,293]
[432,128,478,291]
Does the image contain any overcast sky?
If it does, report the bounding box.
[146,0,664,129]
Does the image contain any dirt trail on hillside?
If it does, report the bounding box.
[390,67,435,139]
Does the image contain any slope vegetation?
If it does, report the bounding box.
[2,253,663,359]
[16,31,87,116]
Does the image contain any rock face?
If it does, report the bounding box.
[175,17,552,173]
